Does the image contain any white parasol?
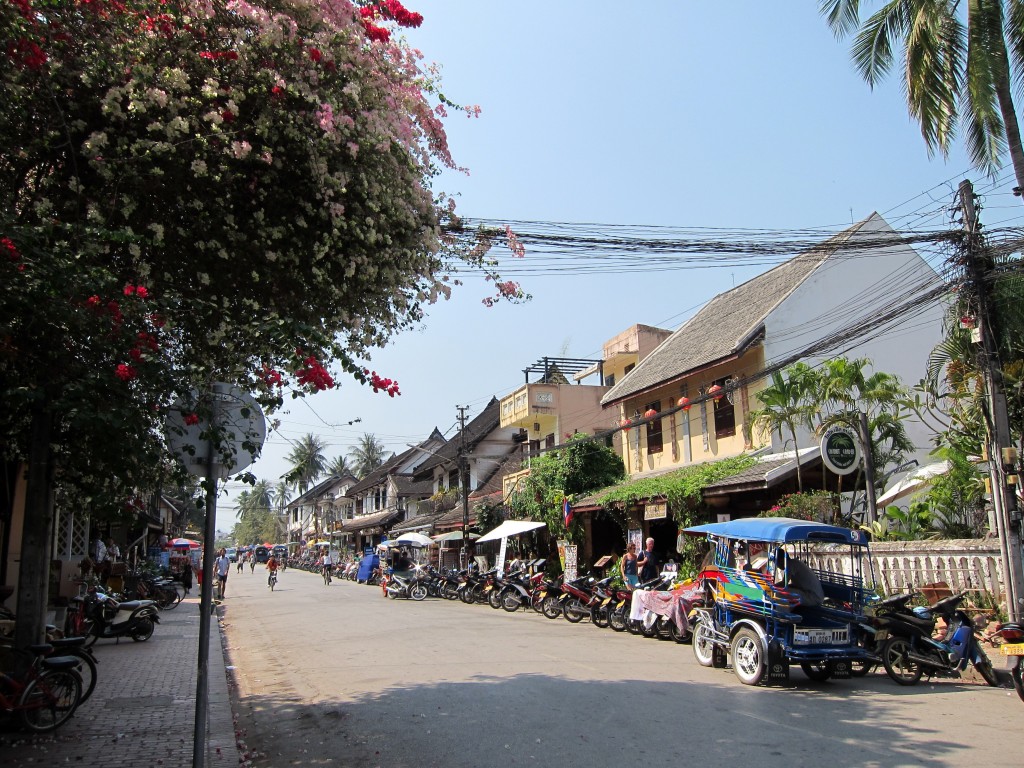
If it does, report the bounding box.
[476,520,546,543]
[394,532,435,548]
[877,461,951,507]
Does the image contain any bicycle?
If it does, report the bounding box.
[0,644,83,732]
[268,571,278,591]
[322,564,332,586]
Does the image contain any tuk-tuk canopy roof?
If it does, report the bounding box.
[684,517,867,545]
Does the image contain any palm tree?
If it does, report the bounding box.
[327,454,354,477]
[748,363,819,491]
[812,357,915,499]
[273,479,292,542]
[348,433,389,478]
[821,1,1024,194]
[285,434,327,493]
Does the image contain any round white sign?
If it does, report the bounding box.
[166,383,266,480]
[819,425,860,476]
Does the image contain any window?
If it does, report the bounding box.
[624,363,635,375]
[645,400,663,454]
[605,373,615,387]
[712,378,736,438]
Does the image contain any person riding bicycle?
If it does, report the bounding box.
[321,549,334,583]
[266,554,279,587]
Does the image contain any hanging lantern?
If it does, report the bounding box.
[677,396,691,411]
[708,384,724,401]
[620,418,631,431]
[644,408,657,419]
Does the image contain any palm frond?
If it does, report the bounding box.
[821,0,865,39]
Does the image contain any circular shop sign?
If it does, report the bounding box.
[820,425,860,476]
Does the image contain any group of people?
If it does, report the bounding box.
[211,548,283,596]
[616,535,824,608]
[618,537,661,589]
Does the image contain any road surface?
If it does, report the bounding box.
[220,565,1022,768]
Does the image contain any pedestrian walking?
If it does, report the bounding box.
[214,548,231,599]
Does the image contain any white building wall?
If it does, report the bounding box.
[762,214,947,464]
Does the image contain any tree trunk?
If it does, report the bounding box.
[14,404,55,649]
[994,47,1024,201]
[788,423,803,492]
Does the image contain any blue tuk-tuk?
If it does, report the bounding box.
[686,517,874,686]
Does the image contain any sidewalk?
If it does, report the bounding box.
[0,595,240,768]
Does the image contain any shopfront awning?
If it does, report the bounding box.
[339,509,401,534]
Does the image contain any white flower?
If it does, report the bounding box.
[191,159,208,176]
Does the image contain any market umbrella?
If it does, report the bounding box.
[476,520,546,543]
[432,531,480,543]
[394,532,435,548]
[877,461,951,507]
[168,538,200,549]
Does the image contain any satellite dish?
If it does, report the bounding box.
[166,383,266,481]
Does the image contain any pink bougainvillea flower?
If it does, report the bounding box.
[135,286,149,298]
[184,413,200,426]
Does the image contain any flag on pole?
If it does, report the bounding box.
[563,497,573,527]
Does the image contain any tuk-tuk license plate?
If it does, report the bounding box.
[793,628,849,645]
[1000,643,1024,655]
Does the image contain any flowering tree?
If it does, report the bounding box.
[0,0,523,644]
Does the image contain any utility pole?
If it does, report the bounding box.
[456,405,471,569]
[959,179,1024,622]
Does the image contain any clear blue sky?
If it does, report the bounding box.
[218,2,1023,528]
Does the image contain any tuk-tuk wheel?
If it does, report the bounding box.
[693,622,716,667]
[731,628,766,685]
[799,661,834,682]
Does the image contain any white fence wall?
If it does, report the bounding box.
[868,540,1004,599]
[804,539,1004,602]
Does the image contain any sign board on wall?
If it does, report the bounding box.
[563,545,578,581]
[644,502,668,520]
[628,529,643,553]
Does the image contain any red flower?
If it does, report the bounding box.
[184,413,200,426]
[309,47,322,62]
[362,21,390,43]
[123,284,136,296]
[129,347,143,362]
[221,110,235,123]
[135,286,149,298]
[115,364,137,381]
[86,295,101,308]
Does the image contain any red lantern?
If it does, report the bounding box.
[644,408,657,419]
[677,396,691,411]
[708,384,724,401]
[620,418,632,431]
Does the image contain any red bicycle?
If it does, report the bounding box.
[0,644,83,732]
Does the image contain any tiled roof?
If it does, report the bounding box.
[702,448,821,495]
[393,475,434,496]
[345,447,411,495]
[412,397,502,475]
[390,511,446,533]
[600,217,870,406]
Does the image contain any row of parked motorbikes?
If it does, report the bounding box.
[329,559,1024,699]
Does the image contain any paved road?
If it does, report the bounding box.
[222,566,1023,768]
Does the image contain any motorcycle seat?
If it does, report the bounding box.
[115,600,149,611]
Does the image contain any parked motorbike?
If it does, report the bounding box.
[853,591,918,676]
[384,567,428,601]
[496,569,534,612]
[81,589,160,646]
[879,591,999,686]
[559,574,598,623]
[993,621,1024,702]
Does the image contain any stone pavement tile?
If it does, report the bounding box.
[0,595,241,768]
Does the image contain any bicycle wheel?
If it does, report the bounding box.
[19,668,82,732]
[68,651,98,704]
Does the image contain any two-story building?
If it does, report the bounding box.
[596,212,946,540]
[336,430,446,553]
